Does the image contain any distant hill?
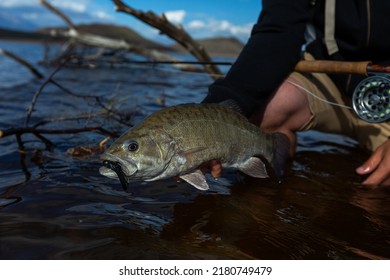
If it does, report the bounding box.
[0,27,56,41]
[171,36,244,57]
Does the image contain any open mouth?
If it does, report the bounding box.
[102,160,129,191]
[99,153,138,191]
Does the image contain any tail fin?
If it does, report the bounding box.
[271,132,290,182]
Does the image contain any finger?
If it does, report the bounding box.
[210,160,222,178]
[199,160,222,177]
[356,147,384,175]
[362,162,390,186]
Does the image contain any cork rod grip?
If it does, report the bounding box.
[294,60,370,76]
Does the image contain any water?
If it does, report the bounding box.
[0,42,389,259]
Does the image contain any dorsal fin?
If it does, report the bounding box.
[219,99,244,114]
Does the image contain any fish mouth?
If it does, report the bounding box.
[99,153,138,191]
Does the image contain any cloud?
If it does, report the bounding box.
[0,0,86,13]
[163,10,186,24]
[187,20,206,29]
[92,11,113,20]
[187,18,252,40]
[0,0,37,7]
[51,0,87,13]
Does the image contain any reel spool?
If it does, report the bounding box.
[352,75,390,123]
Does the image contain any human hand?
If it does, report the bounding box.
[200,160,222,178]
[356,139,390,186]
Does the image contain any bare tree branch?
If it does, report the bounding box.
[40,0,77,30]
[112,0,222,78]
[0,48,43,79]
[0,126,117,139]
[39,0,202,72]
[25,56,71,127]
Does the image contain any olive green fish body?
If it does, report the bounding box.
[99,103,289,190]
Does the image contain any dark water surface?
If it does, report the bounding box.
[1,42,389,259]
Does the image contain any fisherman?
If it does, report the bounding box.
[202,0,390,186]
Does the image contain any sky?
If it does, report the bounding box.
[0,0,262,43]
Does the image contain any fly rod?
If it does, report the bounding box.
[127,59,389,123]
[295,60,390,76]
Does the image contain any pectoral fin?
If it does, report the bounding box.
[238,157,269,178]
[179,170,209,190]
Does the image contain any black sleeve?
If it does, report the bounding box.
[203,0,311,117]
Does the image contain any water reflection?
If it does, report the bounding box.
[0,42,389,260]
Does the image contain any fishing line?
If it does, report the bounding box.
[286,79,353,110]
[134,63,354,110]
[145,65,354,109]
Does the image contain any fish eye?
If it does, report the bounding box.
[127,141,138,152]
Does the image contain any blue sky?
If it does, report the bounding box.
[0,0,262,43]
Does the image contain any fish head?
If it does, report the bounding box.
[99,128,176,182]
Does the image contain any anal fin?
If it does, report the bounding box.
[238,157,269,178]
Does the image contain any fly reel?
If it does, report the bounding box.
[352,75,390,123]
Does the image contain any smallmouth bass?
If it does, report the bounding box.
[99,103,289,190]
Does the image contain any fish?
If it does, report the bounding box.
[99,103,290,191]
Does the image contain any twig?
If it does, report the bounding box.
[40,0,77,30]
[0,48,43,79]
[33,132,54,150]
[25,56,71,127]
[32,114,104,129]
[95,96,134,126]
[1,126,118,138]
[14,136,32,182]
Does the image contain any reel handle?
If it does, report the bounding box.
[294,60,390,123]
[295,60,371,75]
[352,76,390,123]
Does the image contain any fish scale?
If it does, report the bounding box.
[99,103,290,191]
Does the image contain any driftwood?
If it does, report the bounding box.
[2,0,225,156]
[39,0,202,72]
[112,0,222,78]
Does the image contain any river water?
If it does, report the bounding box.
[0,41,389,259]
